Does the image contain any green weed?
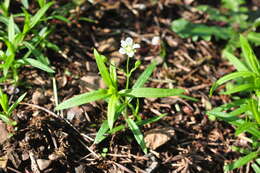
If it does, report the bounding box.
[56,37,196,154]
[208,35,260,172]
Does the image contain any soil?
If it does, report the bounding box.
[0,0,258,173]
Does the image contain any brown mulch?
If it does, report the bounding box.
[0,0,256,173]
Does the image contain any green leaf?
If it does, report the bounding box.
[25,58,55,73]
[248,32,260,46]
[125,118,147,154]
[133,61,157,89]
[0,16,20,33]
[222,83,255,95]
[119,88,185,98]
[23,41,50,65]
[93,49,114,88]
[37,0,46,8]
[107,94,118,130]
[210,71,255,96]
[109,61,117,88]
[240,35,260,75]
[7,92,26,116]
[0,113,12,125]
[252,162,260,173]
[56,89,111,110]
[223,50,249,72]
[94,113,167,144]
[47,15,71,23]
[235,121,257,136]
[8,15,15,43]
[247,99,260,124]
[0,89,8,113]
[94,120,109,144]
[30,1,54,29]
[224,151,258,171]
[21,0,29,9]
[171,18,232,41]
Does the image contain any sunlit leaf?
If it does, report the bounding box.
[119,88,185,98]
[126,118,147,154]
[56,89,111,110]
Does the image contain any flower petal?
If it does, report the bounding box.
[127,51,134,57]
[133,44,140,49]
[125,37,133,45]
[121,40,127,47]
[119,48,126,54]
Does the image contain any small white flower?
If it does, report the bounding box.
[119,37,140,57]
[151,36,160,46]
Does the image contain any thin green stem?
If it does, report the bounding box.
[125,56,130,90]
[124,56,131,119]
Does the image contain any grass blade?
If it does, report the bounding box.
[25,58,55,73]
[240,35,260,75]
[224,151,258,171]
[125,118,147,154]
[223,50,248,72]
[56,89,111,110]
[222,83,255,95]
[119,88,185,98]
[8,15,15,43]
[94,49,113,88]
[7,92,26,116]
[30,1,54,29]
[133,61,157,88]
[94,120,109,144]
[107,94,118,130]
[210,71,255,96]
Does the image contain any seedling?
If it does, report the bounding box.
[0,89,26,126]
[56,37,195,154]
[208,35,260,172]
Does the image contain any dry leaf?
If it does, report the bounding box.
[144,127,175,150]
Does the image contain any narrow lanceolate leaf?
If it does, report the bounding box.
[107,94,118,130]
[240,35,260,75]
[235,121,257,136]
[125,118,147,154]
[223,50,248,72]
[222,83,255,95]
[55,89,111,110]
[251,162,260,173]
[119,88,185,98]
[94,49,113,88]
[248,99,260,124]
[210,71,255,96]
[109,61,117,88]
[133,61,157,89]
[8,15,15,43]
[0,113,12,125]
[30,1,54,29]
[224,151,258,171]
[25,58,55,73]
[8,92,27,116]
[94,120,109,144]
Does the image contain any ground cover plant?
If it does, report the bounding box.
[0,1,260,172]
[171,0,260,52]
[56,37,196,153]
[0,0,67,126]
[208,35,260,172]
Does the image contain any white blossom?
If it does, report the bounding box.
[119,37,140,57]
[151,36,160,46]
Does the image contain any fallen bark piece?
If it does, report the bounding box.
[144,127,175,150]
[0,121,9,144]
